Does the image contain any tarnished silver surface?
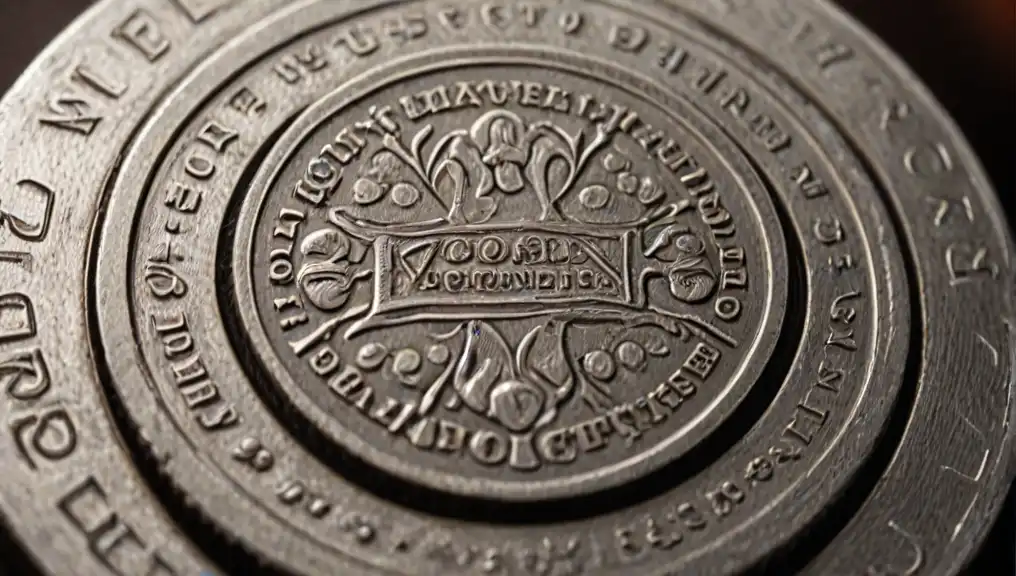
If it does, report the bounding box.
[0,1,1012,575]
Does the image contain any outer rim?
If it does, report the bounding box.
[0,0,1009,575]
[803,0,1016,571]
[90,2,910,574]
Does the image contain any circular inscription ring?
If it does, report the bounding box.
[0,1,1011,575]
[235,48,790,500]
[98,3,897,573]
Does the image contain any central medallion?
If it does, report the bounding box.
[233,53,787,501]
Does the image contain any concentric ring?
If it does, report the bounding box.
[231,47,790,501]
[0,1,1008,575]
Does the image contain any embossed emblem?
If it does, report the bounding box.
[241,67,785,497]
[292,104,732,440]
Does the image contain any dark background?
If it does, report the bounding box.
[0,0,1012,574]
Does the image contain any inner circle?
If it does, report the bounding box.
[233,53,788,501]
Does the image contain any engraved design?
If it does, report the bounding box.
[239,62,787,490]
[290,106,738,443]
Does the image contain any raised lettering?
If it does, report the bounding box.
[0,179,55,241]
[1,349,50,401]
[58,476,179,575]
[0,293,36,344]
[947,243,998,286]
[114,10,171,62]
[10,407,78,469]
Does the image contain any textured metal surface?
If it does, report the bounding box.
[0,1,1013,575]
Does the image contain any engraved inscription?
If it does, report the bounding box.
[9,406,77,470]
[39,92,104,135]
[0,179,55,271]
[115,10,172,63]
[904,142,952,177]
[946,243,998,286]
[0,349,50,401]
[286,94,740,470]
[927,195,974,227]
[274,44,329,85]
[0,179,55,243]
[0,251,32,271]
[58,476,179,575]
[38,61,129,136]
[151,312,239,431]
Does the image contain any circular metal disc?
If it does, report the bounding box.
[0,1,1012,575]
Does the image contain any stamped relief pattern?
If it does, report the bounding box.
[252,71,772,476]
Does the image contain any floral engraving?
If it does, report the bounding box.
[289,104,736,443]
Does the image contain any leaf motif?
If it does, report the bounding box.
[442,143,498,223]
[572,130,585,154]
[526,135,574,219]
[433,159,466,201]
[410,124,434,163]
[494,162,525,193]
[433,158,467,223]
[449,138,494,198]
[425,130,466,178]
[452,321,511,414]
[644,225,692,261]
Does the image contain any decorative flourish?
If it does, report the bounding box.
[297,228,371,311]
[601,147,665,206]
[369,109,612,224]
[615,341,649,372]
[407,310,709,422]
[415,321,572,432]
[578,338,670,410]
[288,108,740,431]
[643,225,717,304]
[356,342,388,371]
[583,350,616,381]
[475,112,527,193]
[352,153,394,204]
[392,349,423,386]
[355,343,426,387]
[352,150,424,209]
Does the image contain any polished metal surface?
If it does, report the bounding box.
[0,1,1012,575]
